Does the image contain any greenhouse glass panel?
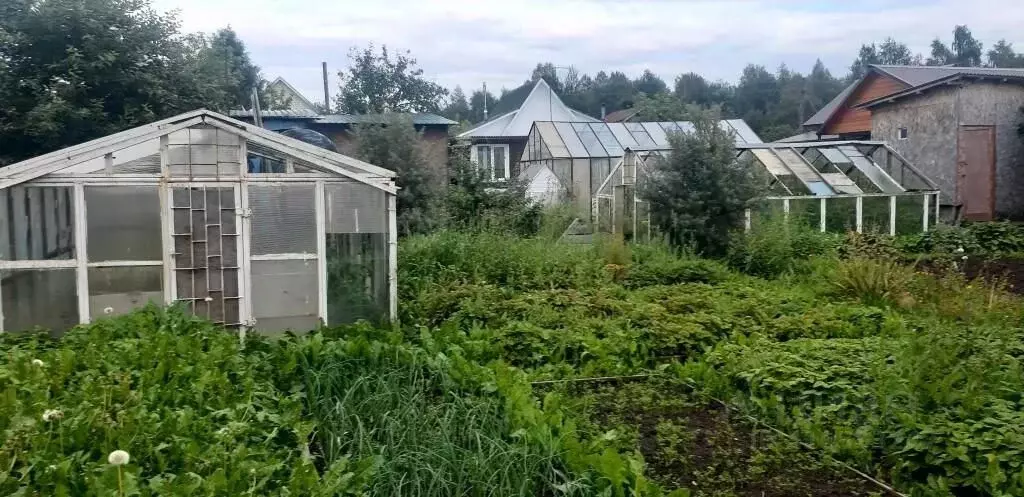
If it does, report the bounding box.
[86,186,161,261]
[554,122,588,157]
[641,122,668,148]
[825,197,858,233]
[608,123,639,150]
[591,158,612,195]
[1,269,78,334]
[626,123,657,148]
[536,122,570,158]
[894,195,925,235]
[324,183,389,325]
[590,123,624,156]
[250,184,317,255]
[88,266,162,318]
[572,123,608,157]
[658,122,682,135]
[252,259,318,333]
[788,198,820,229]
[861,196,891,234]
[1,186,74,261]
[749,199,786,231]
[674,122,696,134]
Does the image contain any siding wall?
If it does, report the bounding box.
[826,73,908,135]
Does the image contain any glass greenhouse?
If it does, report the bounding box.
[736,141,941,234]
[520,120,761,239]
[0,110,397,335]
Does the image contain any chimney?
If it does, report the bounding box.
[322,62,330,113]
[601,104,606,120]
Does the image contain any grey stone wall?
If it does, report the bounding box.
[958,84,1024,218]
[871,86,957,204]
[871,82,1024,219]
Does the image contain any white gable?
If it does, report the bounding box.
[458,79,599,139]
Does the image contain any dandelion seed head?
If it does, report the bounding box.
[42,409,63,422]
[104,306,114,314]
[108,450,130,466]
[31,359,45,367]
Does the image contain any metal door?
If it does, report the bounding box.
[168,184,243,327]
[957,125,996,221]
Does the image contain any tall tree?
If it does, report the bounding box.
[928,25,983,66]
[442,86,470,122]
[987,40,1024,68]
[850,37,917,80]
[733,64,779,131]
[633,69,668,96]
[0,0,225,164]
[184,27,276,111]
[335,45,447,114]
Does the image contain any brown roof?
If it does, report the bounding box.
[603,108,639,123]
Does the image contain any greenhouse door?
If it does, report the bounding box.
[168,184,243,328]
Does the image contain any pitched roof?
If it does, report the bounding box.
[604,108,640,123]
[804,65,1024,128]
[268,77,318,112]
[803,81,856,127]
[0,109,397,190]
[314,113,456,125]
[859,70,1024,109]
[458,79,599,139]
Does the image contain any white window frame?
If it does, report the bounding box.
[471,144,510,181]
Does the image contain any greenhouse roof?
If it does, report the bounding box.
[734,141,939,197]
[528,120,761,159]
[0,110,397,191]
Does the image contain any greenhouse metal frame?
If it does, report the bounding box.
[735,141,941,234]
[0,110,398,335]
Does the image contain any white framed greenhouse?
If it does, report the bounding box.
[0,110,397,335]
[736,141,941,235]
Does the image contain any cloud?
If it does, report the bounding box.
[152,0,1024,104]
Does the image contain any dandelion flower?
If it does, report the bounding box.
[108,450,130,466]
[42,409,63,422]
[31,359,45,367]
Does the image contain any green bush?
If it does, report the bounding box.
[726,216,838,278]
[626,244,729,288]
[898,221,1024,255]
[442,149,543,236]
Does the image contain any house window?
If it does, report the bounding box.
[898,127,908,140]
[472,144,510,181]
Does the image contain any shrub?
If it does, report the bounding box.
[640,108,761,255]
[898,221,1024,255]
[832,257,915,307]
[838,231,900,260]
[443,149,542,236]
[726,216,837,278]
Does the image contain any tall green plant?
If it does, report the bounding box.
[442,149,542,236]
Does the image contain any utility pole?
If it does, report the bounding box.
[482,82,488,120]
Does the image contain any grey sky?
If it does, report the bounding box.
[153,0,1024,107]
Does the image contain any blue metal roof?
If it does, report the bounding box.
[227,110,455,126]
